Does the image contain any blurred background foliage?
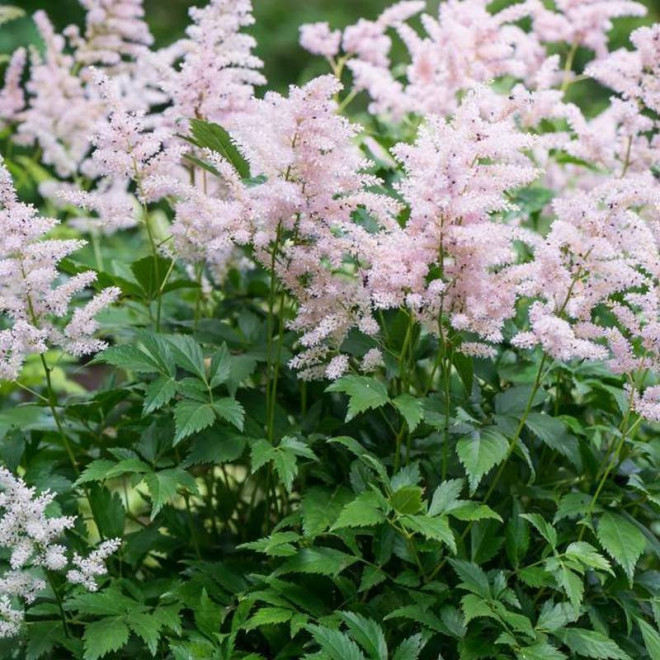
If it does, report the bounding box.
[1,0,658,95]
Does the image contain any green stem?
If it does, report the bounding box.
[45,572,70,638]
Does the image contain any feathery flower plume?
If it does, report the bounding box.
[0,468,119,637]
[0,160,119,380]
[162,0,265,126]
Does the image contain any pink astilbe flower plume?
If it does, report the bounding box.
[162,0,265,126]
[0,161,119,381]
[0,48,26,129]
[65,0,154,70]
[15,12,102,178]
[369,88,539,354]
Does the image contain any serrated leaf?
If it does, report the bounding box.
[449,502,502,522]
[212,398,245,431]
[128,612,162,656]
[279,547,358,577]
[596,512,646,585]
[83,618,130,660]
[326,376,390,421]
[194,589,222,639]
[332,490,386,530]
[209,345,231,388]
[189,119,251,179]
[392,394,423,431]
[144,376,177,414]
[166,335,207,380]
[565,542,613,574]
[182,428,246,467]
[144,468,198,519]
[25,620,66,660]
[390,485,424,514]
[461,593,496,625]
[456,428,509,494]
[451,560,490,598]
[97,345,161,374]
[306,624,367,660]
[339,612,387,660]
[521,513,557,548]
[402,515,456,553]
[174,400,216,444]
[637,617,660,660]
[239,531,300,557]
[75,460,116,485]
[243,607,293,631]
[516,642,567,660]
[302,487,350,538]
[393,634,425,660]
[429,479,464,516]
[131,255,173,300]
[556,628,632,660]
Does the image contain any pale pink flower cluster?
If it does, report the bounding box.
[588,24,660,114]
[160,0,265,127]
[372,88,539,353]
[0,161,119,381]
[0,468,119,637]
[300,0,647,120]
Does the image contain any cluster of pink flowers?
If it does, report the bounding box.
[1,0,660,419]
[0,161,119,380]
[0,468,119,637]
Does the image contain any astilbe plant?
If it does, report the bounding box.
[0,0,658,658]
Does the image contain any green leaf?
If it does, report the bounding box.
[402,515,456,553]
[339,612,387,660]
[131,255,173,300]
[521,513,558,548]
[449,502,502,522]
[516,642,567,660]
[306,624,367,660]
[97,345,161,374]
[25,621,66,660]
[456,428,509,494]
[76,460,116,485]
[183,428,246,466]
[461,593,496,625]
[279,547,358,577]
[390,485,424,514]
[637,617,660,660]
[166,335,207,380]
[128,612,162,656]
[189,119,251,179]
[243,607,293,631]
[332,490,387,530]
[392,394,423,431]
[564,542,613,574]
[209,345,231,388]
[429,479,464,516]
[525,413,581,468]
[83,618,130,660]
[556,629,632,660]
[174,401,216,444]
[450,560,490,598]
[326,376,390,421]
[239,531,300,557]
[392,634,425,660]
[194,589,222,639]
[301,487,351,538]
[212,398,245,431]
[144,376,178,414]
[144,468,197,519]
[596,512,646,585]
